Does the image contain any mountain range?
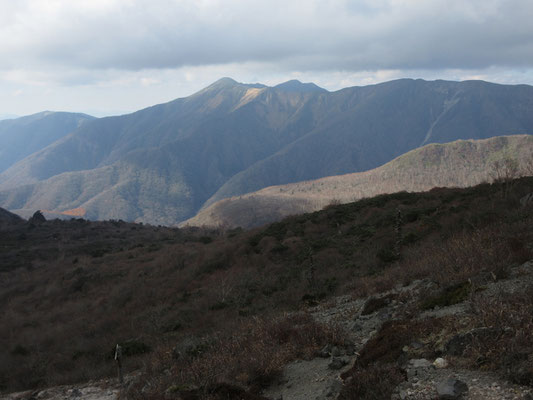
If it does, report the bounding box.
[183,135,533,228]
[0,78,532,224]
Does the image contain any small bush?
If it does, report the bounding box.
[11,345,30,356]
[376,247,399,263]
[420,281,472,310]
[338,363,405,400]
[198,236,213,244]
[467,290,533,384]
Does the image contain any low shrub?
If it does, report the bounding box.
[338,363,405,400]
[420,281,472,310]
[467,290,533,384]
[126,313,346,398]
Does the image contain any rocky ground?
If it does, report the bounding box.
[4,260,533,400]
[0,378,121,400]
[264,260,533,400]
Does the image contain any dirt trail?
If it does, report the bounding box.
[262,261,533,400]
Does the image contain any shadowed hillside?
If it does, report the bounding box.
[184,135,533,228]
[0,111,94,173]
[0,207,23,227]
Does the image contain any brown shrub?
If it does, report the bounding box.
[466,290,533,384]
[350,217,533,298]
[2,178,533,393]
[126,313,346,398]
[339,318,445,399]
[338,363,405,400]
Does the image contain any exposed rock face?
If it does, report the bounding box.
[436,377,469,399]
[29,210,46,224]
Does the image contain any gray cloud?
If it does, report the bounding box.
[3,0,533,116]
[2,0,533,74]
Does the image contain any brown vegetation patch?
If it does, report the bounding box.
[339,317,446,398]
[123,313,346,399]
[466,290,533,385]
[338,363,405,400]
[1,177,532,393]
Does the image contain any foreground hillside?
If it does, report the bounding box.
[1,79,533,224]
[0,176,532,399]
[185,135,533,228]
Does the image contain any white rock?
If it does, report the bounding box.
[410,358,432,368]
[433,357,448,368]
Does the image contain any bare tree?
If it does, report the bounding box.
[489,158,520,198]
[489,158,520,183]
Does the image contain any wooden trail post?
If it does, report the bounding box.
[115,344,124,384]
[395,208,403,259]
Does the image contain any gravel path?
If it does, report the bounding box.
[261,260,533,400]
[1,378,121,400]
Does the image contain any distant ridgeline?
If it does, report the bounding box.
[0,78,532,225]
[184,135,533,228]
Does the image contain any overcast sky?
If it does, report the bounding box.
[2,0,533,117]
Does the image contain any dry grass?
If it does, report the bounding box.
[186,135,533,229]
[349,216,533,298]
[466,290,533,385]
[122,313,346,399]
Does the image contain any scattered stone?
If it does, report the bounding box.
[328,357,349,370]
[410,341,424,349]
[445,327,499,356]
[436,377,468,399]
[406,358,433,379]
[330,346,342,357]
[361,294,394,315]
[318,344,331,358]
[434,357,448,368]
[323,380,342,398]
[350,321,363,331]
[409,359,432,369]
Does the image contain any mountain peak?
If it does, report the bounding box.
[201,78,266,93]
[201,77,239,91]
[274,80,327,93]
[213,77,239,86]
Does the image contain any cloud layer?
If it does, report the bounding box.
[4,0,533,72]
[2,0,533,115]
